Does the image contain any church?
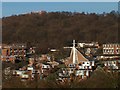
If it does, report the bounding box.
[58,40,95,81]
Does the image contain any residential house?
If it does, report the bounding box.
[47,61,59,68]
[39,54,51,61]
[41,63,51,75]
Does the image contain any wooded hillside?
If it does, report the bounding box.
[2,11,119,53]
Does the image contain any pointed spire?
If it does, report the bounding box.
[72,40,77,64]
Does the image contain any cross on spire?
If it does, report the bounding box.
[73,40,75,47]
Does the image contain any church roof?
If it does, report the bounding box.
[65,47,89,65]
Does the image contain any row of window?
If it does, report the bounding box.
[103,49,120,54]
[10,50,26,52]
[103,49,120,52]
[78,66,92,69]
[42,65,50,68]
[103,44,120,48]
[10,52,26,55]
[69,62,94,67]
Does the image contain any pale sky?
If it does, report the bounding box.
[2,2,118,17]
[1,0,120,2]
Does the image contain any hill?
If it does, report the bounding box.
[2,11,119,53]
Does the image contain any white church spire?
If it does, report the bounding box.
[73,40,77,64]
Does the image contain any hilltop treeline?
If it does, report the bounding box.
[2,11,119,53]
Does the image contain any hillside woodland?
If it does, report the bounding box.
[2,11,119,53]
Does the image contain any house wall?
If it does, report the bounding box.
[104,60,119,69]
[78,61,94,69]
[42,64,51,69]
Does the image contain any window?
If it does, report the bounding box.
[104,49,106,52]
[114,62,116,64]
[90,62,92,65]
[104,45,106,47]
[116,49,119,53]
[110,44,112,47]
[117,44,119,47]
[112,49,114,52]
[87,66,89,69]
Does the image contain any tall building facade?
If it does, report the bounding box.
[103,44,120,55]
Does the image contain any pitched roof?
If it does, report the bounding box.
[65,47,89,65]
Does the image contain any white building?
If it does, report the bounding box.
[13,70,26,76]
[103,44,120,55]
[78,42,99,48]
[103,60,119,70]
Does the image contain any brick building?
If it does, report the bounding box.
[1,44,27,62]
